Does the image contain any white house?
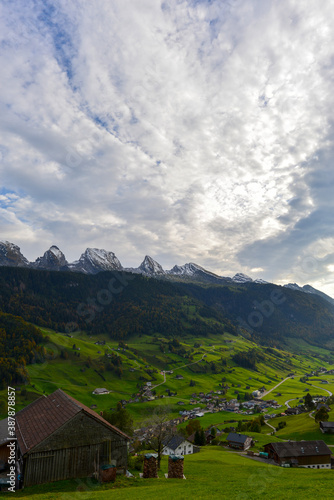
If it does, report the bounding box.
[162,435,194,455]
[92,388,110,395]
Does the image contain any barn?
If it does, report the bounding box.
[15,389,130,487]
[264,440,332,468]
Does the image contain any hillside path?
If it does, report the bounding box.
[285,398,298,409]
[265,421,276,434]
[311,384,332,396]
[148,354,207,393]
[259,376,293,399]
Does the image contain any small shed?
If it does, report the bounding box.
[226,433,253,451]
[15,389,130,488]
[320,421,334,434]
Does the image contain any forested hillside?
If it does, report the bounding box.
[0,267,334,348]
[0,311,45,388]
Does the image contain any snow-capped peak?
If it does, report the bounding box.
[49,245,64,259]
[138,255,165,275]
[33,245,68,270]
[0,241,29,267]
[231,273,253,283]
[69,247,123,274]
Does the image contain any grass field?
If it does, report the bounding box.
[1,326,334,429]
[13,447,334,500]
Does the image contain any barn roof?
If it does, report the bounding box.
[266,440,331,458]
[15,389,130,455]
[227,433,250,444]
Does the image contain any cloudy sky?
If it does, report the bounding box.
[1,0,334,295]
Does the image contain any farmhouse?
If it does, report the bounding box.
[264,441,332,468]
[92,388,109,395]
[320,421,334,434]
[226,433,253,451]
[15,389,130,488]
[162,435,194,455]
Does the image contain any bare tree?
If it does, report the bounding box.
[144,405,174,469]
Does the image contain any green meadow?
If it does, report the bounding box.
[13,447,334,500]
[1,326,334,429]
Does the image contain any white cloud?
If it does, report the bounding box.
[1,0,334,294]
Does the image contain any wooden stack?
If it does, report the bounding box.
[143,454,158,478]
[100,465,117,482]
[168,455,184,478]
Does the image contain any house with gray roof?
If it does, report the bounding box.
[162,435,194,455]
[226,433,253,450]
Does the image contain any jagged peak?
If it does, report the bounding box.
[139,255,165,275]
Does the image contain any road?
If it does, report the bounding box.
[311,384,333,397]
[148,354,207,394]
[259,376,293,399]
[265,421,276,434]
[285,398,298,409]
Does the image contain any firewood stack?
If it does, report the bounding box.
[168,455,184,478]
[143,453,158,478]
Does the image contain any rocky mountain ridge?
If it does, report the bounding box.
[0,240,332,303]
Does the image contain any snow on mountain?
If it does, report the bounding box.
[33,245,68,270]
[284,283,334,305]
[139,255,165,275]
[125,255,166,276]
[167,262,231,284]
[69,248,123,274]
[231,273,253,283]
[0,240,29,267]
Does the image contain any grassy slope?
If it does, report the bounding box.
[1,326,333,427]
[14,447,334,500]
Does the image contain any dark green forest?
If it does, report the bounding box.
[0,266,334,352]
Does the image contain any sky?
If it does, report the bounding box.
[1,0,334,296]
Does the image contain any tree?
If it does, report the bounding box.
[103,402,133,436]
[144,405,173,469]
[185,419,201,437]
[314,407,329,423]
[304,393,314,410]
[194,428,206,446]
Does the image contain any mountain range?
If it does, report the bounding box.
[1,240,333,305]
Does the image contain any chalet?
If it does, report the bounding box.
[226,433,253,451]
[320,421,334,434]
[316,402,331,412]
[92,388,109,395]
[264,441,332,468]
[15,389,130,488]
[162,435,194,456]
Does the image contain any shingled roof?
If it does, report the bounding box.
[163,435,187,451]
[227,433,250,444]
[266,440,331,458]
[15,389,130,455]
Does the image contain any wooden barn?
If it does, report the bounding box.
[15,389,130,488]
[226,433,253,451]
[264,440,332,468]
[320,421,334,434]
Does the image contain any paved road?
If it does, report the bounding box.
[259,376,293,399]
[265,421,276,434]
[311,384,333,397]
[285,398,298,409]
